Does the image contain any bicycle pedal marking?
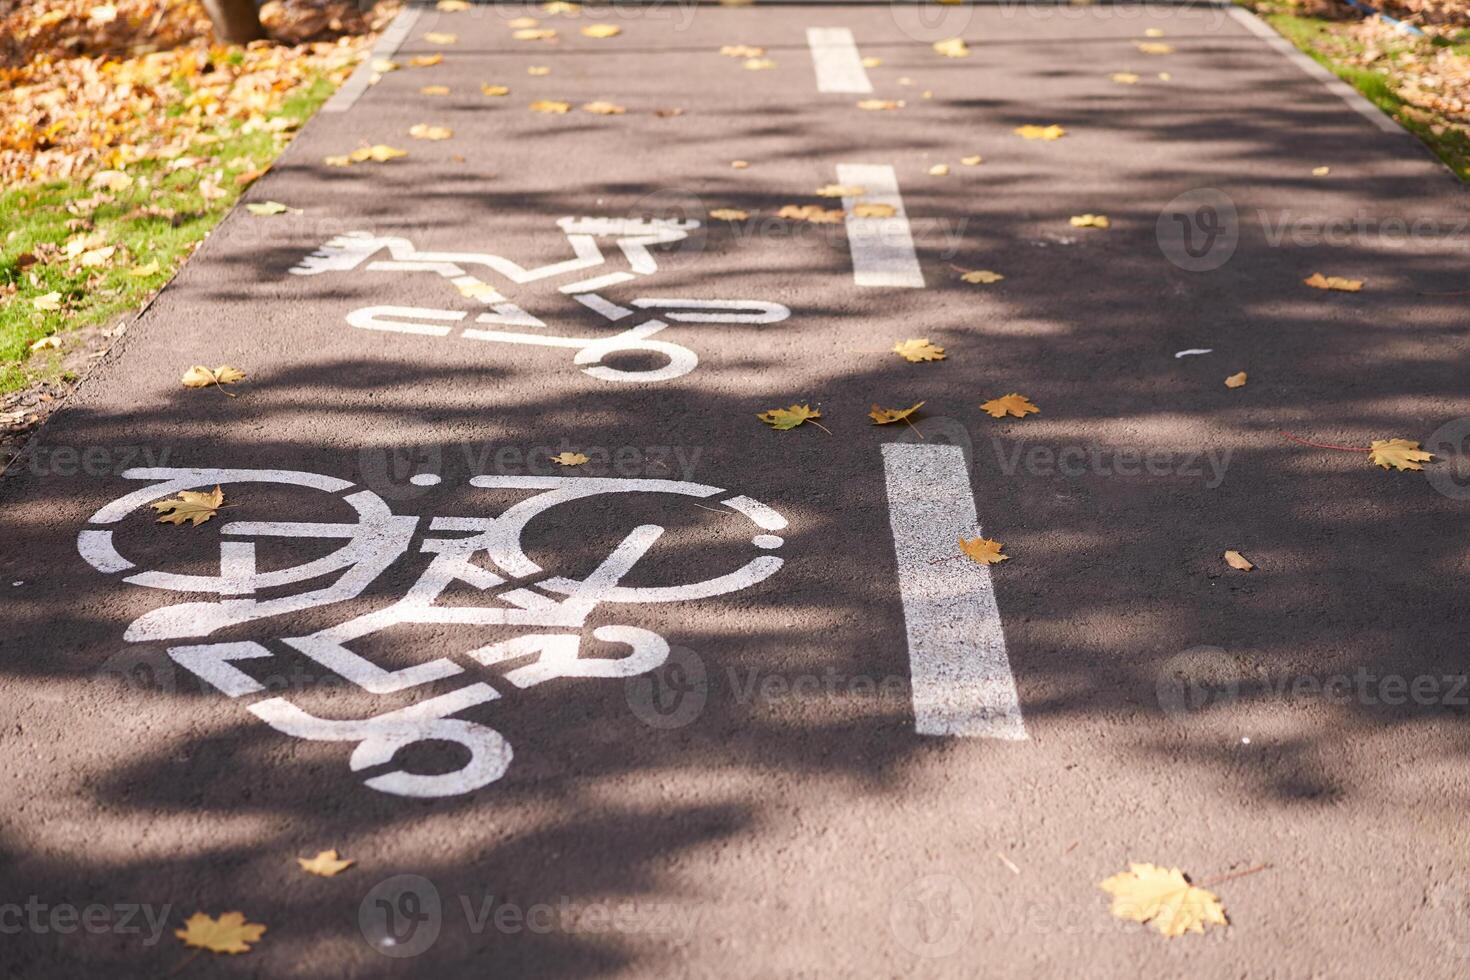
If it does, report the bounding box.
[290,218,792,383]
[79,466,789,798]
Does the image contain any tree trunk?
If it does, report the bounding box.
[200,0,267,44]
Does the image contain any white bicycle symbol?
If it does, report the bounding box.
[80,466,788,797]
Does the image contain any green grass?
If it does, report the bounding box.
[1263,10,1470,183]
[0,75,337,396]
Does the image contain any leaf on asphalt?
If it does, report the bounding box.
[409,123,454,140]
[744,58,776,70]
[1145,27,1166,37]
[482,84,511,96]
[245,201,299,216]
[581,23,622,38]
[929,163,950,176]
[409,54,444,67]
[857,99,904,110]
[1070,213,1110,228]
[182,365,247,392]
[1224,371,1247,388]
[550,452,590,466]
[1304,272,1362,292]
[816,183,865,198]
[1098,864,1227,937]
[1312,166,1331,176]
[582,101,625,114]
[892,338,945,362]
[1111,72,1140,84]
[514,28,558,41]
[32,291,63,311]
[654,107,685,117]
[335,144,408,164]
[862,56,882,67]
[542,1,581,12]
[1369,439,1435,471]
[853,203,896,218]
[424,32,457,44]
[90,169,132,191]
[959,536,1009,565]
[29,336,60,351]
[731,159,750,169]
[1015,123,1066,140]
[1223,550,1254,571]
[758,404,827,432]
[870,401,925,426]
[297,850,354,877]
[530,100,572,114]
[175,911,266,954]
[961,154,983,165]
[152,486,225,527]
[980,393,1040,418]
[720,44,764,58]
[933,37,970,58]
[709,208,749,220]
[960,269,1004,284]
[438,0,471,9]
[457,279,499,300]
[777,204,843,224]
[508,16,540,28]
[528,66,551,75]
[1137,42,1175,55]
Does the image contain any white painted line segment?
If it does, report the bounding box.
[807,27,873,94]
[323,6,421,113]
[1227,6,1405,136]
[881,444,1027,740]
[837,164,925,289]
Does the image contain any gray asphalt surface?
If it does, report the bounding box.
[2,2,1469,976]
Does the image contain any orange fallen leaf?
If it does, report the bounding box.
[297,850,354,877]
[1224,371,1247,388]
[980,393,1040,418]
[1223,550,1254,571]
[175,911,266,954]
[959,537,1009,565]
[1304,272,1363,292]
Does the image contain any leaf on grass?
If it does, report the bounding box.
[409,54,445,67]
[245,201,299,216]
[929,163,950,176]
[409,124,454,140]
[960,269,1004,284]
[582,101,625,114]
[1070,213,1110,228]
[130,260,161,277]
[32,292,63,311]
[297,850,354,877]
[744,58,776,70]
[1015,123,1066,140]
[550,452,590,466]
[581,23,622,38]
[933,37,970,58]
[777,204,843,224]
[959,536,1008,565]
[1223,550,1254,571]
[1369,439,1434,472]
[709,208,749,220]
[1224,371,1247,388]
[758,404,824,431]
[90,169,133,191]
[1136,42,1174,55]
[152,486,225,526]
[980,393,1040,418]
[853,203,896,218]
[175,911,266,954]
[528,66,551,75]
[425,32,458,44]
[182,365,247,390]
[482,84,510,96]
[1303,272,1362,292]
[870,401,924,425]
[29,336,60,351]
[857,99,904,110]
[1098,864,1227,937]
[892,338,945,362]
[530,100,572,114]
[1111,72,1140,84]
[77,245,116,267]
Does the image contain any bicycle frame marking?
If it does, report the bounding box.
[79,467,789,798]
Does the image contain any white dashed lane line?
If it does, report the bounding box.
[837,164,925,289]
[806,27,873,94]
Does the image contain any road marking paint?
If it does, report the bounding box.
[807,27,873,94]
[323,6,421,113]
[881,444,1027,740]
[1227,6,1406,136]
[1174,348,1213,358]
[837,164,925,289]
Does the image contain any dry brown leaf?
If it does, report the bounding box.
[758,404,828,432]
[1303,272,1363,292]
[32,292,63,311]
[1223,550,1254,571]
[1369,439,1435,472]
[870,401,925,426]
[1099,864,1227,937]
[550,452,590,466]
[980,393,1040,418]
[29,336,60,351]
[175,911,266,954]
[892,338,945,362]
[777,204,844,224]
[1224,371,1247,388]
[151,486,225,526]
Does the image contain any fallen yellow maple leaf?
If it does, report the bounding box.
[29,336,60,351]
[409,54,444,67]
[1136,42,1174,54]
[550,452,590,466]
[720,44,764,58]
[857,99,904,110]
[816,183,865,198]
[508,15,540,27]
[152,486,225,526]
[297,850,354,877]
[853,203,896,218]
[528,66,551,75]
[372,57,399,72]
[581,23,622,38]
[870,402,925,428]
[420,85,451,95]
[980,393,1040,418]
[530,100,573,114]
[130,260,161,277]
[456,280,499,300]
[1111,72,1140,84]
[437,0,471,9]
[424,32,457,44]
[1098,864,1227,937]
[582,101,625,115]
[744,57,776,70]
[1223,550,1254,571]
[245,201,299,216]
[1070,213,1110,228]
[1369,439,1434,471]
[32,292,63,311]
[933,37,970,58]
[959,536,1008,565]
[1145,27,1166,37]
[1224,371,1247,388]
[862,56,882,68]
[1312,165,1331,176]
[1303,272,1363,292]
[77,245,116,267]
[960,269,1004,284]
[929,163,950,176]
[1015,123,1066,140]
[892,338,945,362]
[709,208,749,220]
[182,365,247,392]
[758,404,829,432]
[777,204,843,224]
[175,911,266,954]
[731,159,750,169]
[482,84,510,96]
[90,169,132,191]
[542,0,580,11]
[514,28,558,41]
[409,123,454,140]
